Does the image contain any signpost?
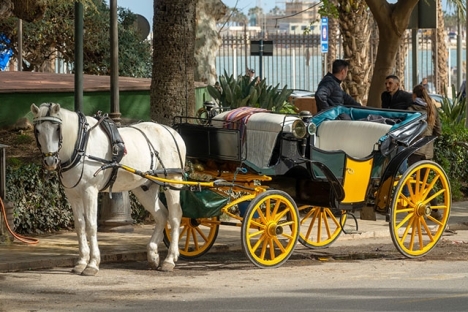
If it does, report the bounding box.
[250,40,273,80]
[321,17,328,53]
[321,17,329,76]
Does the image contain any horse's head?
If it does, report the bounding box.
[31,103,63,171]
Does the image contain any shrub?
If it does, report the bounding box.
[434,93,468,200]
[5,163,149,234]
[5,163,73,234]
[207,70,295,113]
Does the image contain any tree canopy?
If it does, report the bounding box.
[0,0,151,77]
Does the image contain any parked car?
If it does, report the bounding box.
[429,93,451,108]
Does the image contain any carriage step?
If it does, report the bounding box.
[343,230,363,235]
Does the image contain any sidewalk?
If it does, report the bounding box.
[1,202,467,273]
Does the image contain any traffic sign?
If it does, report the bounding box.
[321,17,328,53]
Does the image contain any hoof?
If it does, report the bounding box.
[147,253,160,269]
[81,266,99,276]
[71,263,87,275]
[159,261,175,272]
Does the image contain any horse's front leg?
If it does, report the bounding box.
[81,188,101,276]
[69,197,90,275]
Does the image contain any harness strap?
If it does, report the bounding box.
[93,112,127,193]
[128,125,159,171]
[159,124,185,170]
[60,112,89,172]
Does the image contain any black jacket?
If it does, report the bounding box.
[315,73,361,112]
[381,89,413,110]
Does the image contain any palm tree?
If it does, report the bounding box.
[151,0,197,124]
[336,0,372,103]
[433,0,448,93]
[269,6,284,16]
[325,0,339,73]
[248,6,263,26]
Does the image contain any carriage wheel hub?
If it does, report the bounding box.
[416,203,431,217]
[267,223,282,236]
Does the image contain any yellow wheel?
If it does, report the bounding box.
[390,160,451,258]
[297,205,346,248]
[241,190,299,268]
[163,216,220,259]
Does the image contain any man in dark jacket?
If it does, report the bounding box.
[381,75,413,110]
[315,59,361,112]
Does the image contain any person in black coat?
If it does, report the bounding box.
[315,59,361,112]
[381,75,413,110]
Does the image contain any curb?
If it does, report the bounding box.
[0,223,465,273]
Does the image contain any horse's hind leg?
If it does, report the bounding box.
[132,186,168,270]
[160,188,182,271]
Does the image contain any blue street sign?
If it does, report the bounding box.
[321,17,328,53]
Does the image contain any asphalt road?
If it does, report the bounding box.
[1,244,468,312]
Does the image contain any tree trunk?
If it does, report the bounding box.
[395,31,409,90]
[337,0,372,104]
[434,0,448,94]
[194,0,227,85]
[365,0,419,107]
[151,0,197,125]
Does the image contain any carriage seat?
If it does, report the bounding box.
[315,120,392,158]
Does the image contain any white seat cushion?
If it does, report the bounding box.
[316,120,392,158]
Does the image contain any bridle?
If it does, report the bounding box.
[33,103,90,188]
[33,103,64,163]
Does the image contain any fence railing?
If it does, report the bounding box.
[216,33,440,94]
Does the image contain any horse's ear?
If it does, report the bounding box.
[51,103,61,114]
[31,103,39,115]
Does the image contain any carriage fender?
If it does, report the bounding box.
[305,160,345,202]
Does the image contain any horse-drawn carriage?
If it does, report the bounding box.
[166,104,451,267]
[31,103,451,274]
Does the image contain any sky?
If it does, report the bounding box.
[109,0,453,31]
[107,0,279,29]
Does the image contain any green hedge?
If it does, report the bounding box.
[5,162,148,234]
[5,163,73,234]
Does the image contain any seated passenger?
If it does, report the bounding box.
[381,75,412,110]
[315,59,361,113]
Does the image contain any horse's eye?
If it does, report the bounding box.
[34,128,39,135]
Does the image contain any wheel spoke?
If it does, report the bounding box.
[248,229,265,241]
[322,212,333,238]
[195,225,210,242]
[191,228,200,250]
[183,228,192,252]
[269,238,276,259]
[164,217,220,259]
[273,207,289,223]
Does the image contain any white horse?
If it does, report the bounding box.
[31,103,186,276]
